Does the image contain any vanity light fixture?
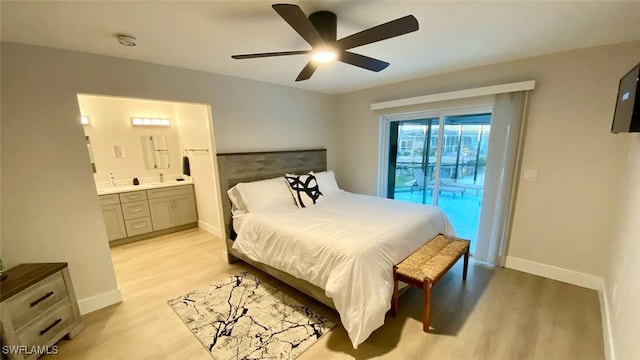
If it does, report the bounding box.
[131,117,170,127]
[81,116,89,125]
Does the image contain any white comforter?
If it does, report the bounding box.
[232,191,454,348]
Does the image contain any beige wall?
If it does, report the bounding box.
[335,41,640,277]
[174,102,221,236]
[0,42,336,307]
[607,134,640,360]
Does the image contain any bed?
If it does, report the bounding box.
[216,149,454,348]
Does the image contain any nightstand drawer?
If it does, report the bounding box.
[17,299,75,350]
[6,272,68,330]
[121,200,150,220]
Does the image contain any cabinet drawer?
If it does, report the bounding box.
[98,194,120,206]
[6,272,69,330]
[17,299,75,350]
[125,217,153,236]
[147,185,193,199]
[121,200,150,220]
[119,190,147,203]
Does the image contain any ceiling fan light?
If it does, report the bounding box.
[311,50,337,63]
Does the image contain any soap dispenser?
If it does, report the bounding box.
[109,173,117,187]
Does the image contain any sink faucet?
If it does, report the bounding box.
[160,173,164,183]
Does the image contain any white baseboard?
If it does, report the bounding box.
[505,256,601,289]
[505,256,614,360]
[77,287,123,315]
[198,220,222,238]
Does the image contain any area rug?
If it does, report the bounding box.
[168,272,335,360]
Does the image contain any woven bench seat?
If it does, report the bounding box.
[392,234,470,332]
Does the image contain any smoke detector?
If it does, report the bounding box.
[116,34,137,47]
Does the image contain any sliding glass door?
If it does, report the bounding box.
[387,111,491,253]
[387,118,438,205]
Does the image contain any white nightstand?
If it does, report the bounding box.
[1,263,83,360]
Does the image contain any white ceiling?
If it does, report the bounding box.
[2,1,639,94]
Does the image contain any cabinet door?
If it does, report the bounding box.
[148,198,174,231]
[149,193,198,231]
[101,204,127,241]
[172,194,198,226]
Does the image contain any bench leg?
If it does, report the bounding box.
[463,247,469,281]
[392,265,398,316]
[423,278,432,333]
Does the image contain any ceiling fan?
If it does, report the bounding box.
[231,3,419,81]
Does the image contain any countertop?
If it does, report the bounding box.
[97,179,193,195]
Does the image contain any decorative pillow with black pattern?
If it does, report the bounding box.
[284,173,324,208]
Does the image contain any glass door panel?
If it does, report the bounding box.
[388,118,438,205]
[434,114,491,253]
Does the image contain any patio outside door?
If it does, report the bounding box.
[386,112,491,253]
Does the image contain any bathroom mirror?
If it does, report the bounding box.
[141,135,170,169]
[86,135,96,173]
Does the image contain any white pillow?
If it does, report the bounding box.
[284,173,324,208]
[312,170,342,194]
[227,185,248,214]
[227,185,248,232]
[235,177,296,212]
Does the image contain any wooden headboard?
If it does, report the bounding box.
[216,149,327,240]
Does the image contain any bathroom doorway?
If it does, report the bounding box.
[77,94,222,248]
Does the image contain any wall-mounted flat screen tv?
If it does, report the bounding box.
[611,62,640,133]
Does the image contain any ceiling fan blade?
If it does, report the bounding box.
[272,4,324,47]
[231,50,310,59]
[339,51,389,72]
[336,15,419,50]
[295,61,318,81]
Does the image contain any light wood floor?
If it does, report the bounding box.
[49,229,604,359]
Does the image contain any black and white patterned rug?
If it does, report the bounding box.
[168,272,335,360]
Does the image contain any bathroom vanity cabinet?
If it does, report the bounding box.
[98,184,197,245]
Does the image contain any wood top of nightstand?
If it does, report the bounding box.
[1,263,68,302]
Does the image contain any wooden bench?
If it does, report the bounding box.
[392,234,470,332]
